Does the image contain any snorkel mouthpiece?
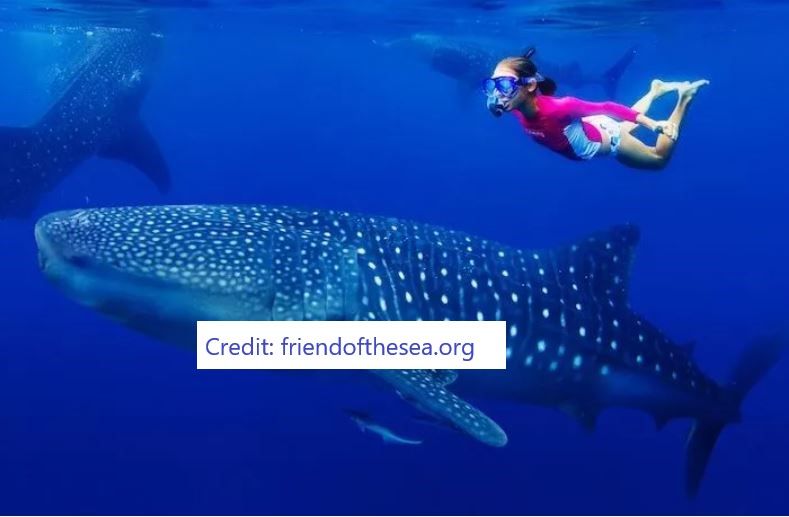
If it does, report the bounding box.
[487,96,504,117]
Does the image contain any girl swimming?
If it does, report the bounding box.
[485,48,708,170]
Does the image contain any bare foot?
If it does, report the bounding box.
[678,79,710,102]
[650,79,684,98]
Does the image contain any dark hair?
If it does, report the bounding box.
[500,47,557,96]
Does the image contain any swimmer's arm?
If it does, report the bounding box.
[551,97,674,137]
[633,114,676,138]
[559,97,668,133]
[634,113,661,132]
[558,97,641,123]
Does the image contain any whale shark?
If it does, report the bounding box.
[34,204,783,496]
[381,33,636,100]
[0,27,169,218]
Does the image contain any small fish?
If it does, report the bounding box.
[346,410,423,445]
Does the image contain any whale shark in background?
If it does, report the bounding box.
[0,27,169,218]
[35,204,783,496]
[380,33,637,100]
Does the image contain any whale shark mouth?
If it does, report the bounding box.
[36,210,96,284]
[35,210,236,345]
[36,209,161,315]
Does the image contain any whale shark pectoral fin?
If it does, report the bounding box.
[98,118,170,193]
[375,369,508,447]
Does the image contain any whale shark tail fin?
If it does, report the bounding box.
[685,334,785,497]
[0,118,169,219]
[601,46,637,99]
[97,116,170,193]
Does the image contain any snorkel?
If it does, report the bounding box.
[487,95,505,117]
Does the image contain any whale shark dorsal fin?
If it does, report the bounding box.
[375,369,507,447]
[97,117,170,193]
[553,224,640,306]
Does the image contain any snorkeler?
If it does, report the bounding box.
[485,48,708,170]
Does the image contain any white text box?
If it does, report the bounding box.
[196,321,506,370]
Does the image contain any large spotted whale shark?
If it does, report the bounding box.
[34,205,782,496]
[0,27,169,218]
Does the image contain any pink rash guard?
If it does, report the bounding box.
[511,95,639,160]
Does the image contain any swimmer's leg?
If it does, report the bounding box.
[655,80,709,157]
[621,79,684,134]
[617,79,709,171]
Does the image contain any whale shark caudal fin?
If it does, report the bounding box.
[97,117,171,193]
[0,118,169,218]
[602,46,637,99]
[375,369,508,447]
[685,335,785,497]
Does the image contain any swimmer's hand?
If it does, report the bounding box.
[654,121,678,140]
[636,114,678,141]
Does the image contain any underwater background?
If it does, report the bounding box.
[1,0,788,514]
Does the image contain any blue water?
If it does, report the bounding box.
[1,1,788,514]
